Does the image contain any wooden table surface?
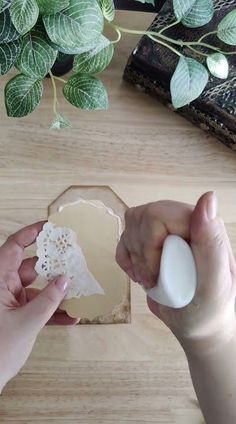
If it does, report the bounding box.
[0,11,235,424]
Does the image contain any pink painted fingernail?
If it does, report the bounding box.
[56,277,69,292]
[206,191,217,220]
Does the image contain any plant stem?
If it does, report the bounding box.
[158,19,180,35]
[221,50,236,55]
[53,76,67,84]
[110,23,183,54]
[186,45,208,57]
[112,27,122,44]
[198,30,217,42]
[49,70,58,116]
[148,34,183,57]
[110,23,223,53]
[109,23,146,37]
[149,31,222,52]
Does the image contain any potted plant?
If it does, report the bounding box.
[0,0,236,129]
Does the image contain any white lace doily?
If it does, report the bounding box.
[35,222,105,299]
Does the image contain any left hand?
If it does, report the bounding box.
[0,222,78,392]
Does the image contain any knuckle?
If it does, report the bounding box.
[122,233,131,253]
[145,202,161,219]
[125,205,144,222]
[143,237,157,251]
[116,237,129,266]
[115,250,120,265]
[5,237,20,255]
[6,234,15,246]
[132,206,142,219]
[125,207,135,222]
[212,231,224,248]
[138,239,146,253]
[200,230,224,253]
[44,288,58,304]
[145,200,173,218]
[115,245,122,264]
[130,252,139,265]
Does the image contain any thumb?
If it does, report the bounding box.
[190,191,232,295]
[20,276,70,334]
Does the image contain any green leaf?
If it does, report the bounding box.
[36,0,69,16]
[0,39,20,74]
[2,0,12,10]
[0,0,11,11]
[52,40,98,55]
[16,27,57,78]
[73,35,114,75]
[206,53,229,79]
[10,0,39,34]
[217,10,236,45]
[99,0,115,22]
[63,74,108,110]
[173,0,214,28]
[43,0,103,52]
[56,51,68,62]
[133,0,155,5]
[50,113,72,129]
[0,9,20,43]
[5,74,43,117]
[170,57,208,108]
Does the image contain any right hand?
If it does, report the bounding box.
[116,192,236,354]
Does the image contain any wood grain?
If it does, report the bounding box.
[0,10,235,423]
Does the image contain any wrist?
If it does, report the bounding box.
[184,330,236,424]
[173,310,236,359]
[182,328,236,362]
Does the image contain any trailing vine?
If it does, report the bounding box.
[0,0,235,128]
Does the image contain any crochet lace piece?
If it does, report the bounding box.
[35,222,105,299]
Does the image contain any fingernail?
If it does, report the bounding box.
[55,277,69,292]
[206,191,217,220]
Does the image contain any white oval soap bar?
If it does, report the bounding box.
[146,235,197,309]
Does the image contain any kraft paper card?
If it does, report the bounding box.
[35,186,130,324]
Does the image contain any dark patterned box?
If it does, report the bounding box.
[124,0,236,151]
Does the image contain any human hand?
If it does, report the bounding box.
[0,222,77,392]
[116,192,236,354]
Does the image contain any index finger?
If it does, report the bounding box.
[2,221,46,253]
